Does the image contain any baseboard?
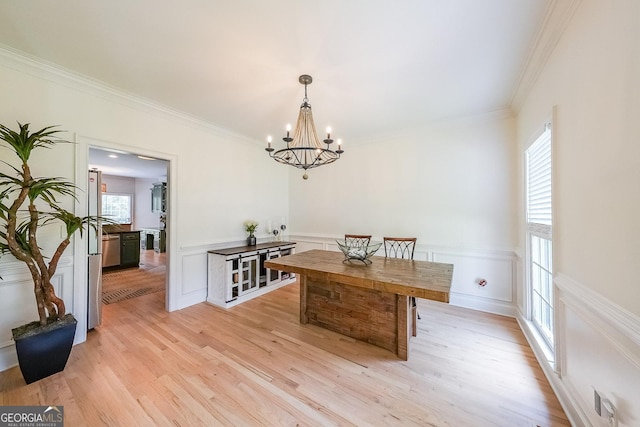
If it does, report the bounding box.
[450,292,517,317]
[516,313,587,426]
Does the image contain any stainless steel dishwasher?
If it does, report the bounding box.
[102,234,121,268]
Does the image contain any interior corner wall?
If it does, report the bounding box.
[288,114,519,316]
[288,116,518,251]
[515,0,640,425]
[0,49,290,372]
[517,0,639,315]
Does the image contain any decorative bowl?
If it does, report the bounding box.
[336,240,382,264]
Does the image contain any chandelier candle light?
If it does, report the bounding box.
[265,74,344,180]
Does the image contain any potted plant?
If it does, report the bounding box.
[0,122,96,383]
[244,220,258,246]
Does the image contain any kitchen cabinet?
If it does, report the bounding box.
[207,242,296,308]
[120,231,141,268]
[151,182,166,213]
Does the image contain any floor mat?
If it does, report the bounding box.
[102,285,165,305]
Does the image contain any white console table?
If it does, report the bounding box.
[207,241,296,308]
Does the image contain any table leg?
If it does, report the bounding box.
[411,297,417,337]
[397,294,410,360]
[299,274,308,324]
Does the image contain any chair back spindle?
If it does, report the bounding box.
[383,237,417,260]
[344,234,372,248]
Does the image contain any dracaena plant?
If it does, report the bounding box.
[0,122,97,326]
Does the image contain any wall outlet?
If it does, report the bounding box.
[594,390,602,416]
[594,389,617,427]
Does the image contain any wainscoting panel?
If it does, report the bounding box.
[553,274,640,427]
[174,248,211,310]
[181,253,208,295]
[174,235,518,319]
[290,234,517,317]
[0,257,73,373]
[292,239,325,253]
[433,251,515,317]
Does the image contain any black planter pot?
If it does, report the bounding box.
[247,235,257,246]
[12,314,77,384]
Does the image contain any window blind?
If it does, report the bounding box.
[526,127,552,231]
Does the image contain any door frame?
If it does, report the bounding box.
[73,134,176,343]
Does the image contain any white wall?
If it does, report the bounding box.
[0,48,290,370]
[289,112,519,316]
[290,113,517,250]
[515,0,640,425]
[102,174,135,194]
[134,177,161,229]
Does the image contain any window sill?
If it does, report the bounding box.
[520,317,556,370]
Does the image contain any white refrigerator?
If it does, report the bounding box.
[87,169,103,329]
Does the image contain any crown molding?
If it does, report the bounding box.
[510,0,583,112]
[0,44,256,145]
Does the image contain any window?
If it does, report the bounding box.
[102,193,132,224]
[526,124,553,350]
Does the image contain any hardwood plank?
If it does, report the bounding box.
[0,281,570,426]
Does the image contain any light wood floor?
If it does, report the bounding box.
[0,282,570,426]
[102,249,167,293]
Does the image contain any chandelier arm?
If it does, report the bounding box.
[270,147,340,170]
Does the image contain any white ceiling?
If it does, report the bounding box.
[89,147,169,180]
[0,1,549,145]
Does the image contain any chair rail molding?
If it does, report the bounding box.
[0,256,74,373]
[290,233,517,317]
[555,273,640,368]
[518,272,640,427]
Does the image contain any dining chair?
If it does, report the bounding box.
[383,237,420,335]
[344,234,372,247]
[383,237,416,260]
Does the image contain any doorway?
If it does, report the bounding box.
[88,147,170,307]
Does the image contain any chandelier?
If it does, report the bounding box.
[265,74,343,179]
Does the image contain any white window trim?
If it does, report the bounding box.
[524,120,555,359]
[102,192,133,225]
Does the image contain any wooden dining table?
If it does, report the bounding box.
[264,249,454,360]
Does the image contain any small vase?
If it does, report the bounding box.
[247,235,256,246]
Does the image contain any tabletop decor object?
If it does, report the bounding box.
[336,240,382,265]
[244,220,258,246]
